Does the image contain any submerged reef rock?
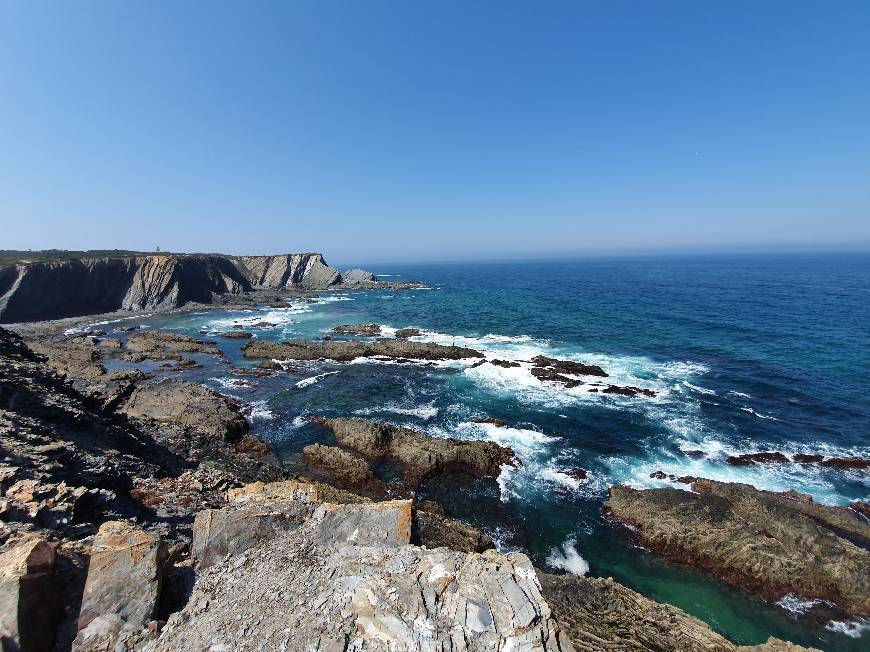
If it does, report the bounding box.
[242,337,483,362]
[605,478,870,617]
[312,417,516,487]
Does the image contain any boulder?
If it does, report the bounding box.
[74,521,168,649]
[605,479,870,616]
[0,536,62,652]
[394,328,422,339]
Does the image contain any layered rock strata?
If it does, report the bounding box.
[605,478,870,616]
[242,337,483,362]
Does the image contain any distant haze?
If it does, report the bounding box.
[1,1,868,264]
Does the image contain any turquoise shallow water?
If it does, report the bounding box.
[95,253,869,650]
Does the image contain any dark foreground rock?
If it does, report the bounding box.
[605,478,870,616]
[538,572,819,652]
[531,355,608,378]
[312,417,516,487]
[242,337,483,362]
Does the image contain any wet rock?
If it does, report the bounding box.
[531,355,608,377]
[332,323,382,336]
[726,452,790,466]
[489,359,521,368]
[601,385,657,398]
[685,449,706,458]
[649,470,668,479]
[242,337,483,362]
[120,380,247,441]
[793,453,824,464]
[74,521,168,650]
[394,327,422,338]
[228,367,272,377]
[0,536,62,652]
[98,337,122,349]
[256,360,283,370]
[471,417,507,427]
[819,456,870,470]
[313,417,516,487]
[565,468,588,481]
[605,478,870,616]
[301,444,389,496]
[219,331,253,339]
[849,501,870,519]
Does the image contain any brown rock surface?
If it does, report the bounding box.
[120,380,247,441]
[301,443,389,495]
[314,417,515,486]
[538,572,819,652]
[74,521,168,649]
[242,337,483,362]
[605,479,870,616]
[332,323,381,336]
[0,536,62,652]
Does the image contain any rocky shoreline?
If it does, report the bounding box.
[0,252,425,323]
[0,317,848,651]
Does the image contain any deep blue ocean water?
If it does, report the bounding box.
[98,253,869,650]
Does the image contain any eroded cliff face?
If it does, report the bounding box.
[0,253,352,323]
[235,253,342,289]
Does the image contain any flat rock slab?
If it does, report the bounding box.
[120,380,247,441]
[242,337,483,362]
[152,500,573,652]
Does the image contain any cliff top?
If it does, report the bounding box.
[0,250,326,265]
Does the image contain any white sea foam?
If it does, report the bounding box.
[354,403,439,420]
[208,377,254,391]
[546,538,590,576]
[245,400,275,422]
[825,618,869,638]
[682,381,716,395]
[728,391,753,399]
[740,406,780,420]
[295,371,340,388]
[775,594,833,615]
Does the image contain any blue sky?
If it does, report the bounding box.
[1,1,868,264]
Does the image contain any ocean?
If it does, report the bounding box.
[106,252,869,650]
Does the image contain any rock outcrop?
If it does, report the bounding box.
[313,417,516,487]
[242,337,483,362]
[332,323,382,336]
[151,488,574,652]
[605,478,870,616]
[538,572,819,652]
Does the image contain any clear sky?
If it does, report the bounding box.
[1,1,868,264]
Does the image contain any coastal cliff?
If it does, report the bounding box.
[0,252,391,323]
